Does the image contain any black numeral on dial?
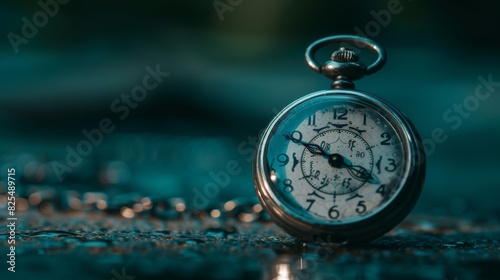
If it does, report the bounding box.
[356,201,367,214]
[308,114,316,126]
[306,199,315,211]
[333,108,348,120]
[385,159,397,172]
[328,205,340,219]
[376,184,386,196]
[290,131,303,143]
[277,154,289,166]
[380,133,392,145]
[283,179,293,193]
[376,156,398,173]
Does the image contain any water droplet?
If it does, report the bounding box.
[418,221,436,231]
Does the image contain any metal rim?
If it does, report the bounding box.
[253,89,425,243]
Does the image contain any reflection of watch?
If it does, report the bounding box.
[253,35,426,243]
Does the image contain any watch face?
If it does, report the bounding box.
[262,91,411,225]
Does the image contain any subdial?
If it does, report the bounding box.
[299,129,374,195]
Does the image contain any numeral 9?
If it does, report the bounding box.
[277,154,289,166]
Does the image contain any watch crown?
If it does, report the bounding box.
[331,48,359,62]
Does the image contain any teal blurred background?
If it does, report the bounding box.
[1,0,499,218]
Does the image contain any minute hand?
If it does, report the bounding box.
[283,134,330,157]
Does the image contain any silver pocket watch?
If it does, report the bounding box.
[253,35,425,243]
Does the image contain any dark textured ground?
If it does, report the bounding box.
[1,210,500,280]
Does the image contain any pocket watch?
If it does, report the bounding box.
[253,35,425,244]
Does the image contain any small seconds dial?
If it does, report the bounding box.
[267,98,404,223]
[298,129,375,195]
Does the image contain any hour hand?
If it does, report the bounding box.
[340,156,380,184]
[346,164,380,184]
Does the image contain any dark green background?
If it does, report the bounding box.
[1,0,500,218]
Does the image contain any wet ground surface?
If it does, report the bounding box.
[1,210,500,280]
